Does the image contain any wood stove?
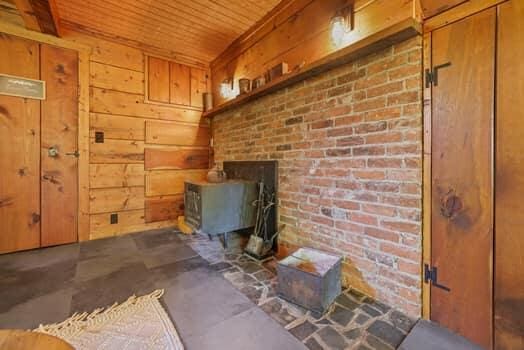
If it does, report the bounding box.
[184,180,258,235]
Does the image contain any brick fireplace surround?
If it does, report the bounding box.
[212,37,423,317]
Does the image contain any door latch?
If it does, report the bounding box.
[424,264,451,292]
[425,62,452,88]
[65,150,80,158]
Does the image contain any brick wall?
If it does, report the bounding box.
[212,37,423,317]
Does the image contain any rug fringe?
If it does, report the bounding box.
[35,289,165,338]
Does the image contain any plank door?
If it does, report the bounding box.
[495,1,524,348]
[430,8,495,348]
[0,34,41,254]
[40,44,79,247]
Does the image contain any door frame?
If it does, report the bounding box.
[0,21,91,242]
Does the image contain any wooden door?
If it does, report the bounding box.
[430,8,495,349]
[0,34,41,254]
[495,1,524,348]
[0,33,78,253]
[40,44,79,247]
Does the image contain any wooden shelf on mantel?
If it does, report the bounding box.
[203,18,422,119]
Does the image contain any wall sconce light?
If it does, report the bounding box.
[220,78,235,99]
[330,4,354,48]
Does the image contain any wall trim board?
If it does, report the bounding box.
[422,30,431,320]
[0,21,91,242]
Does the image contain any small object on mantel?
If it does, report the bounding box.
[268,62,289,82]
[177,216,194,235]
[277,247,341,316]
[238,78,251,94]
[206,163,227,183]
[252,76,266,90]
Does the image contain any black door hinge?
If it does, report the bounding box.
[425,62,452,88]
[424,264,451,292]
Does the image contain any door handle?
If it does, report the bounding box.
[48,146,59,157]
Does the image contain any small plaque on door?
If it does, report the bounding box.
[0,73,45,100]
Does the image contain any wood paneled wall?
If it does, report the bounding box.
[60,29,210,240]
[211,0,420,105]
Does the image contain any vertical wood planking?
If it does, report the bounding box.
[495,1,524,348]
[40,43,79,247]
[190,67,207,108]
[148,56,170,103]
[170,62,190,105]
[430,9,495,348]
[0,33,41,253]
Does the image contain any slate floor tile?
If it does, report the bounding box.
[0,243,79,271]
[79,235,137,261]
[329,305,355,327]
[184,307,306,350]
[160,269,254,339]
[141,244,198,269]
[355,313,370,325]
[367,320,405,348]
[153,256,211,284]
[317,326,347,350]
[75,253,141,283]
[0,259,76,314]
[365,334,393,350]
[389,310,416,333]
[132,229,182,250]
[305,336,324,350]
[336,293,361,310]
[0,287,73,329]
[290,320,319,341]
[361,304,381,317]
[71,262,155,313]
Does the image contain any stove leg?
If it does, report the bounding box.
[219,232,228,249]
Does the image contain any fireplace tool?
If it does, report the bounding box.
[244,182,278,260]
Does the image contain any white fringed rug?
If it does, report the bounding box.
[34,290,184,350]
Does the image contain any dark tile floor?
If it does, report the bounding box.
[181,231,418,350]
[0,228,417,349]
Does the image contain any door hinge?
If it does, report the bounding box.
[425,62,452,88]
[424,264,451,292]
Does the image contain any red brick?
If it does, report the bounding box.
[381,220,420,234]
[362,204,397,217]
[212,36,423,318]
[367,81,404,98]
[365,227,400,243]
[368,158,402,168]
[353,170,386,180]
[335,115,364,126]
[334,200,360,210]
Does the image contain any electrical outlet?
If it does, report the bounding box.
[95,131,104,143]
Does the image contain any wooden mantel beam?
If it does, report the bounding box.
[13,0,60,36]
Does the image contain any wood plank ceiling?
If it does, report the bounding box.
[54,0,282,63]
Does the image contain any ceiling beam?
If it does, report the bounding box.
[13,0,61,36]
